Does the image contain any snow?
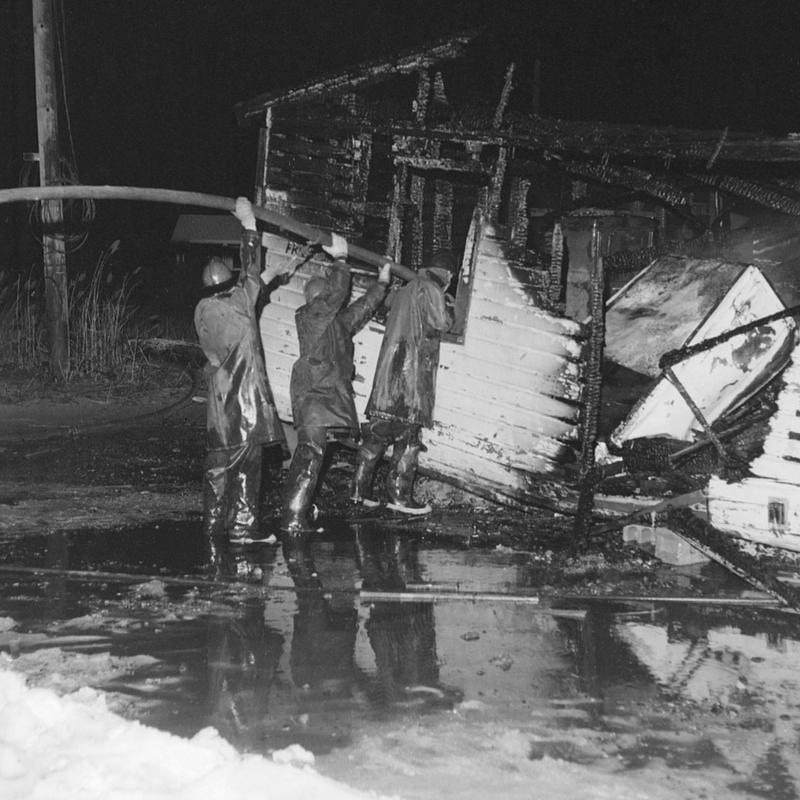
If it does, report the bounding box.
[0,661,384,800]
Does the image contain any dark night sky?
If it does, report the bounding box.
[3,0,800,258]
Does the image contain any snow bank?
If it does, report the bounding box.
[0,663,386,800]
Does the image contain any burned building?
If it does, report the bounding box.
[233,31,800,524]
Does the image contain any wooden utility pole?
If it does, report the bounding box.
[33,0,69,379]
[573,221,605,543]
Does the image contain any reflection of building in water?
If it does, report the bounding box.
[611,611,800,704]
[605,607,800,784]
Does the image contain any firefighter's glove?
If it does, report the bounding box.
[378,262,392,285]
[261,264,289,285]
[322,232,348,260]
[233,197,257,231]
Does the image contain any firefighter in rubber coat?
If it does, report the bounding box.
[281,234,391,533]
[351,250,456,515]
[194,197,287,544]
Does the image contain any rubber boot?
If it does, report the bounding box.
[229,443,262,542]
[385,442,431,515]
[202,454,230,542]
[281,441,323,533]
[351,437,385,507]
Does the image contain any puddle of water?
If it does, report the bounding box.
[1,518,800,797]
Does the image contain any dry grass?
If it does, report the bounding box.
[0,241,190,393]
[0,273,43,367]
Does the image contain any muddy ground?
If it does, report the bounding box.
[0,364,716,599]
[3,365,800,799]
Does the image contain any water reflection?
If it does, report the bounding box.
[205,543,282,748]
[3,521,800,791]
[206,597,284,747]
[354,525,454,711]
[196,525,458,752]
[283,533,359,718]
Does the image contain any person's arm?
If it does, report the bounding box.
[309,232,351,313]
[340,262,392,333]
[422,281,453,333]
[312,260,351,313]
[232,197,263,306]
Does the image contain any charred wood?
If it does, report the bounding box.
[562,160,692,209]
[690,173,800,217]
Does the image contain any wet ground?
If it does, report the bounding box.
[2,374,800,798]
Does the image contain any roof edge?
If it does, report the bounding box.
[234,29,481,127]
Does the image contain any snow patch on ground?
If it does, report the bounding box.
[0,662,385,800]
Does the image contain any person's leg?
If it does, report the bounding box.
[281,426,326,532]
[202,448,232,541]
[230,441,263,541]
[351,419,389,506]
[202,447,239,570]
[386,424,431,515]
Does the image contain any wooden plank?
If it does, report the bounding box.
[749,454,800,483]
[423,430,567,480]
[707,476,800,551]
[270,134,347,158]
[760,437,800,461]
[269,151,355,179]
[393,155,492,175]
[465,318,583,362]
[236,32,477,123]
[442,338,582,388]
[439,349,583,402]
[468,291,586,342]
[435,390,579,444]
[428,367,580,422]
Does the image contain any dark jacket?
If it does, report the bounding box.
[290,260,387,432]
[194,230,285,451]
[366,267,453,428]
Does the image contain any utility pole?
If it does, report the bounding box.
[33,0,69,379]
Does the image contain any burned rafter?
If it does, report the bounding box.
[235,30,480,124]
[558,159,693,210]
[393,154,492,176]
[689,172,800,217]
[384,115,800,165]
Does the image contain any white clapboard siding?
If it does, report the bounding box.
[613,264,795,445]
[750,342,800,481]
[707,340,800,548]
[707,476,800,551]
[259,217,584,505]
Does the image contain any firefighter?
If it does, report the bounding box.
[281,233,391,533]
[194,197,287,548]
[351,250,456,515]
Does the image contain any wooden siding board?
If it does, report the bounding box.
[469,282,585,342]
[428,367,579,422]
[458,326,583,372]
[466,305,584,354]
[431,394,578,448]
[708,475,800,551]
[438,348,582,403]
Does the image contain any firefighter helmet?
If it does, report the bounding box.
[202,258,234,287]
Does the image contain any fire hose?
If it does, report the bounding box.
[0,185,417,281]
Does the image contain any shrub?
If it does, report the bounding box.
[0,271,45,367]
[0,241,145,381]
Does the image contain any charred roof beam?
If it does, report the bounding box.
[235,30,480,126]
[689,172,800,217]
